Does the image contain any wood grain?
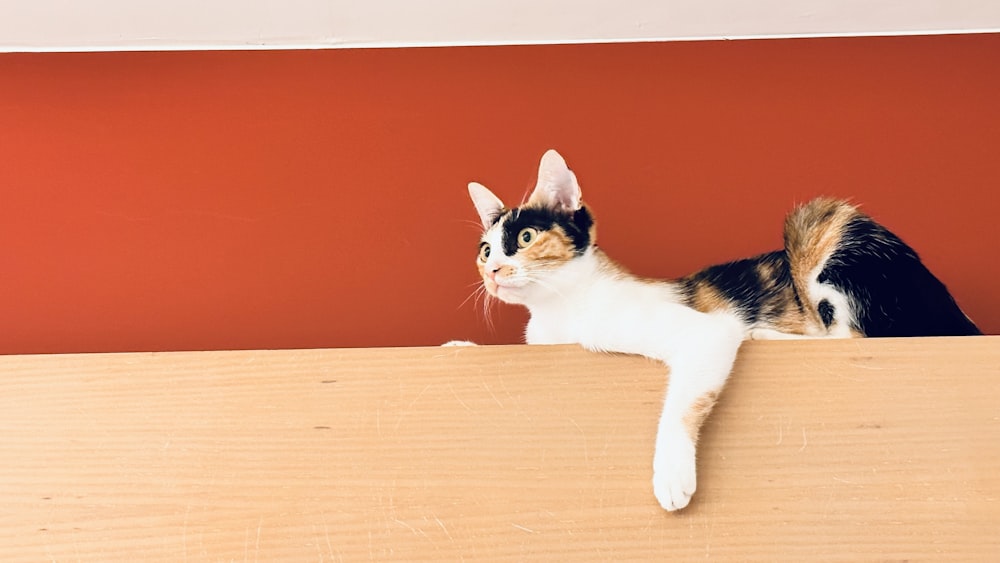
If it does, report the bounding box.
[1,337,998,560]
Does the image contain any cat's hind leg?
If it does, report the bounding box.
[784,198,981,337]
[783,198,865,337]
[747,327,817,340]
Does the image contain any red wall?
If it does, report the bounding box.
[1,35,997,354]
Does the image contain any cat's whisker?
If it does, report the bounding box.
[518,186,533,207]
[480,290,497,331]
[525,261,569,273]
[458,282,486,310]
[459,281,500,333]
[458,218,487,232]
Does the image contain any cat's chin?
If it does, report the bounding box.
[483,280,517,301]
[492,284,529,305]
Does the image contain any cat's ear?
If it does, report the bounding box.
[528,149,582,212]
[468,182,505,229]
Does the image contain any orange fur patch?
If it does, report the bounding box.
[520,226,577,264]
[756,260,809,333]
[769,302,809,334]
[686,280,733,314]
[754,259,778,282]
[683,390,720,443]
[784,198,860,330]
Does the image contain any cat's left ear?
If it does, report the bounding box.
[468,182,505,229]
[528,149,582,212]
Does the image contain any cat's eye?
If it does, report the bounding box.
[517,227,538,248]
[478,243,491,262]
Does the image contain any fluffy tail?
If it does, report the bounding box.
[784,198,981,337]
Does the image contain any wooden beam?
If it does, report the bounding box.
[1,336,997,560]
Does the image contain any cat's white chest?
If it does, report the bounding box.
[523,277,680,349]
[524,313,577,345]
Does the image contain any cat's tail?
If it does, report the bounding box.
[783,198,981,337]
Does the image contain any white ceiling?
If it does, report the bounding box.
[2,0,999,52]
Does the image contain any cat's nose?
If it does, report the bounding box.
[488,266,501,280]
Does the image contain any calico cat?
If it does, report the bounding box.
[462,149,981,512]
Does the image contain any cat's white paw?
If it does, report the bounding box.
[652,435,698,511]
[441,340,478,347]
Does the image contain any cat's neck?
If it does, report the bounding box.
[520,247,687,346]
[518,247,601,307]
[521,247,680,314]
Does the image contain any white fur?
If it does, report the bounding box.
[470,150,745,511]
[517,248,744,511]
[742,263,857,342]
[749,261,857,341]
[805,263,857,338]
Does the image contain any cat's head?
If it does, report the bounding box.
[468,149,596,305]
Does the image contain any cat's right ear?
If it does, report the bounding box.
[528,149,582,212]
[468,182,505,229]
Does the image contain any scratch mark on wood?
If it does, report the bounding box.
[482,382,504,408]
[394,518,419,535]
[569,417,590,462]
[395,385,432,430]
[433,516,453,542]
[448,384,472,412]
[181,504,190,562]
[255,516,263,563]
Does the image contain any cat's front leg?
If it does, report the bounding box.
[651,385,721,511]
[652,418,699,510]
[440,340,479,346]
[651,324,742,511]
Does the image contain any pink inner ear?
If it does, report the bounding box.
[469,182,505,228]
[532,150,582,211]
[549,169,581,211]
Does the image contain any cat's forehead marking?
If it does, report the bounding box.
[503,205,593,256]
[481,209,511,241]
[488,208,509,228]
[479,203,594,259]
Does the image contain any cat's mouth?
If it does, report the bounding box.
[485,278,527,299]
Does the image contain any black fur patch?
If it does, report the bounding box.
[817,216,981,337]
[681,251,794,324]
[499,205,593,256]
[488,209,507,227]
[818,300,835,327]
